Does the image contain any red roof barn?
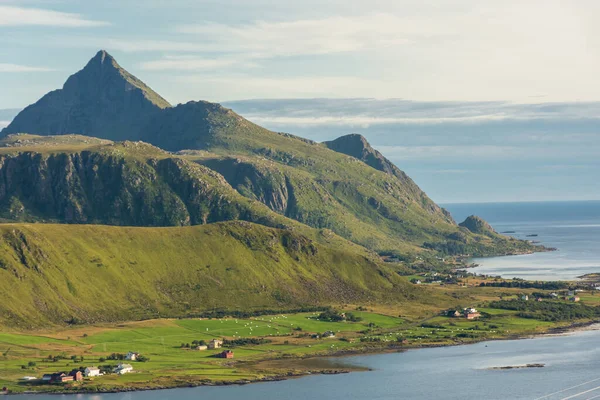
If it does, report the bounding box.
[219,350,234,359]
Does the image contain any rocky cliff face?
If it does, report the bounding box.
[202,157,293,215]
[1,51,170,141]
[0,146,277,227]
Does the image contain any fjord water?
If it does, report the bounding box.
[27,328,600,400]
[444,200,600,280]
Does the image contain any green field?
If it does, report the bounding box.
[0,305,582,394]
[0,311,402,393]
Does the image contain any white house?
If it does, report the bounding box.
[84,367,101,377]
[208,339,223,349]
[115,363,133,375]
[196,345,208,351]
[125,352,139,361]
[522,295,529,301]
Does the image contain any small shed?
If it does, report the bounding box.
[218,350,234,359]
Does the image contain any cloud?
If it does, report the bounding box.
[0,63,54,72]
[377,144,600,162]
[139,55,258,71]
[48,13,416,57]
[241,114,513,127]
[0,5,109,27]
[223,98,600,126]
[0,121,9,129]
[432,169,470,175]
[170,76,393,100]
[176,13,416,56]
[377,145,518,161]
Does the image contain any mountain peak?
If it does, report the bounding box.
[323,133,392,174]
[323,133,371,155]
[89,49,117,67]
[2,50,171,140]
[76,50,123,79]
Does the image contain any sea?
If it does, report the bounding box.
[444,200,600,281]
[19,201,600,400]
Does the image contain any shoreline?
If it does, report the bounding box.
[9,319,600,397]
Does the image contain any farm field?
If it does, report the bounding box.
[0,304,588,394]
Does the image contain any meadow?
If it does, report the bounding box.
[0,302,589,394]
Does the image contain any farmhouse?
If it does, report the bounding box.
[464,308,481,320]
[46,372,74,384]
[84,367,101,377]
[447,310,462,318]
[114,363,133,375]
[68,370,83,382]
[208,339,223,349]
[125,352,139,361]
[218,350,234,359]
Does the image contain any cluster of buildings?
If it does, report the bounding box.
[196,339,223,351]
[39,363,133,384]
[41,370,83,384]
[447,307,481,320]
[38,352,142,384]
[194,339,234,358]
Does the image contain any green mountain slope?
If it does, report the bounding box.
[0,51,539,257]
[0,222,436,328]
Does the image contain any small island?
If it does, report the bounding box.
[488,364,545,370]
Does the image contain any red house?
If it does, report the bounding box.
[219,350,234,359]
[49,373,74,383]
[69,370,83,382]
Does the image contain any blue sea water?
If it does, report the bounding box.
[443,201,600,280]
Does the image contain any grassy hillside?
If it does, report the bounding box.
[0,134,542,257]
[0,222,442,329]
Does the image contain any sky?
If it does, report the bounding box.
[1,0,599,203]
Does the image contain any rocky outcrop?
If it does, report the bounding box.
[201,157,293,215]
[459,215,497,236]
[324,134,395,175]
